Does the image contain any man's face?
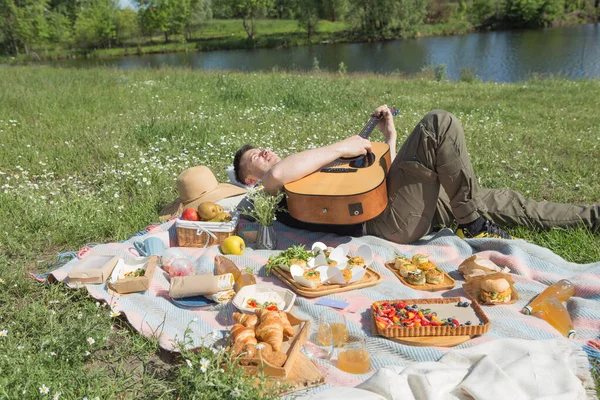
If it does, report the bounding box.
[241,148,281,185]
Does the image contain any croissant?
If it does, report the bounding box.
[278,311,295,337]
[233,312,258,328]
[255,342,287,367]
[230,323,257,347]
[255,313,284,351]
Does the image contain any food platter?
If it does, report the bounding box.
[371,297,490,339]
[384,260,455,292]
[271,267,382,298]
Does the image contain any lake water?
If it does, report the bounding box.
[48,23,600,82]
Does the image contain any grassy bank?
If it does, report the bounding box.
[1,18,482,63]
[0,67,599,398]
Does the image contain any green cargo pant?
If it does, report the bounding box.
[365,110,600,244]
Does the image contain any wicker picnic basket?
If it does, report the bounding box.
[175,212,240,248]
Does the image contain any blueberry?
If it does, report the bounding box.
[465,321,472,326]
[456,302,462,307]
[479,322,485,326]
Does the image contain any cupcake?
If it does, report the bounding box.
[302,270,321,288]
[347,256,366,268]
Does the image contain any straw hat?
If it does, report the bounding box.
[159,166,247,221]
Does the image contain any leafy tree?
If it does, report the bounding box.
[467,0,497,26]
[185,0,211,40]
[115,7,139,45]
[46,9,73,47]
[349,0,427,37]
[226,0,273,40]
[73,0,118,48]
[270,0,295,18]
[296,0,320,38]
[0,0,48,55]
[321,0,348,21]
[505,0,563,26]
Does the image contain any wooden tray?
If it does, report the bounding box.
[245,352,326,395]
[240,312,310,377]
[271,267,382,298]
[370,317,471,347]
[372,297,490,338]
[384,260,455,292]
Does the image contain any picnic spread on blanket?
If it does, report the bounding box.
[48,204,600,399]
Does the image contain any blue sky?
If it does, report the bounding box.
[119,0,137,9]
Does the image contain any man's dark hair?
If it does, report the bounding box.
[233,144,256,184]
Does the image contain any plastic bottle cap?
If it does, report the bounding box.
[523,305,532,315]
[567,330,577,339]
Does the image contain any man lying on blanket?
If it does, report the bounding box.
[233,106,600,244]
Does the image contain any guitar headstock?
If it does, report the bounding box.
[389,106,399,117]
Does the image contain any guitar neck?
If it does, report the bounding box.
[357,106,398,140]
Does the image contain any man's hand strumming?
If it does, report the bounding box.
[335,135,372,158]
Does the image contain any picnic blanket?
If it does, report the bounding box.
[48,219,600,397]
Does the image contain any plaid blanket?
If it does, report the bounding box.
[49,219,600,396]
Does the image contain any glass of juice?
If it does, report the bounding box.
[337,335,371,374]
[302,321,334,360]
[318,309,348,348]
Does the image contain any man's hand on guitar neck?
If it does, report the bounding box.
[372,104,398,162]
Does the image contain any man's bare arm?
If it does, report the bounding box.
[262,135,372,194]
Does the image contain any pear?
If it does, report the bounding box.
[209,212,232,223]
[215,204,224,213]
[197,202,218,221]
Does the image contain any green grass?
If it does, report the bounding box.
[0,67,599,398]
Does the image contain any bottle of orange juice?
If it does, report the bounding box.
[523,279,575,315]
[532,297,576,338]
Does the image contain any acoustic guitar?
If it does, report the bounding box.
[284,107,398,225]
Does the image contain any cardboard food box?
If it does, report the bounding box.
[68,254,120,285]
[239,312,310,378]
[107,255,157,294]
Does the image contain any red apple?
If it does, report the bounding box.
[181,208,200,221]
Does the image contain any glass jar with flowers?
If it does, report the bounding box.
[238,188,286,250]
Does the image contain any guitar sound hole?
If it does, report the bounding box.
[349,152,375,168]
[339,155,360,161]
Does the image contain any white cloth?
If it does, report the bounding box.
[303,339,594,400]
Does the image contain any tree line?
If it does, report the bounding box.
[1,0,598,56]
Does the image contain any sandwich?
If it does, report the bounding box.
[302,270,321,288]
[406,270,426,285]
[479,278,512,304]
[412,254,429,265]
[425,268,444,285]
[347,256,366,268]
[397,262,417,278]
[393,256,412,270]
[417,261,436,272]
